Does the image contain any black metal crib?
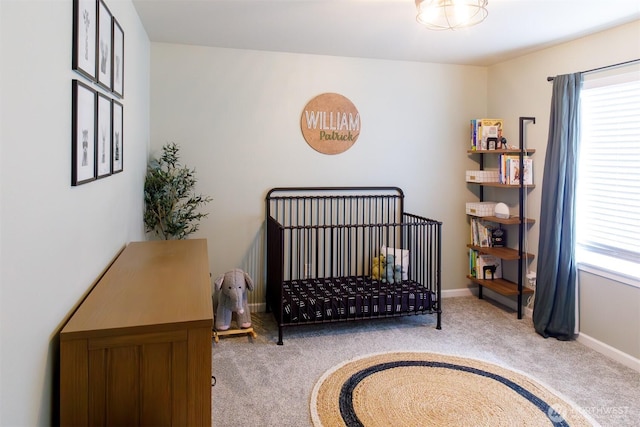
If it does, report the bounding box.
[265,187,442,345]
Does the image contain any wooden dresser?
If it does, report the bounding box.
[60,239,213,426]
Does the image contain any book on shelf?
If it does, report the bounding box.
[469,250,503,280]
[509,157,533,185]
[475,254,502,279]
[470,218,496,247]
[470,118,503,150]
[499,154,533,185]
[470,119,477,150]
[469,248,477,277]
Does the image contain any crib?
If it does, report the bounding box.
[265,187,442,345]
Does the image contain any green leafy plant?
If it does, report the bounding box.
[144,142,212,240]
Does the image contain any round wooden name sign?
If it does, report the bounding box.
[300,93,361,155]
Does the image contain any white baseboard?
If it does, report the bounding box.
[577,332,640,373]
[451,287,638,372]
[249,303,267,313]
[441,287,476,298]
[444,285,533,318]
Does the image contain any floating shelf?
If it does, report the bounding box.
[467,149,536,154]
[469,215,535,225]
[467,244,535,261]
[468,182,536,189]
[466,275,534,297]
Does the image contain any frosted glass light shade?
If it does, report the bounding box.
[416,0,488,30]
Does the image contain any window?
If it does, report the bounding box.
[576,67,640,283]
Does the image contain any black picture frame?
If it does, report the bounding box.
[112,99,124,174]
[96,92,112,178]
[112,18,124,97]
[96,0,112,90]
[72,80,97,186]
[72,0,97,81]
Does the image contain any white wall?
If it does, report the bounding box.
[150,43,488,303]
[151,21,640,366]
[2,4,635,423]
[0,0,150,424]
[488,21,640,362]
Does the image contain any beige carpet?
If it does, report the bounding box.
[311,352,599,427]
[212,297,639,426]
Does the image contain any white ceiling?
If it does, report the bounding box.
[132,0,640,66]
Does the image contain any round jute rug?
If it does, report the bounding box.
[310,352,599,427]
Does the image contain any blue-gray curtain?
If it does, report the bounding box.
[533,73,582,341]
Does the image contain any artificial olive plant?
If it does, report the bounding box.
[143,142,212,240]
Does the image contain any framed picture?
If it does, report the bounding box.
[72,80,97,186]
[72,0,97,81]
[96,92,112,178]
[112,99,123,173]
[96,0,112,90]
[112,18,124,97]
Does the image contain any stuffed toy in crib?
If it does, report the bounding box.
[372,254,385,280]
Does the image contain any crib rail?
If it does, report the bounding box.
[266,186,408,279]
[265,187,442,342]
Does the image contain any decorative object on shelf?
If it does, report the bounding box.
[143,142,212,240]
[494,202,509,219]
[415,0,488,31]
[470,251,503,280]
[491,226,506,247]
[300,93,361,155]
[71,79,97,186]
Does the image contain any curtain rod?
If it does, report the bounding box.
[546,58,640,81]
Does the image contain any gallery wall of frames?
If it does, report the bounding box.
[71,0,124,186]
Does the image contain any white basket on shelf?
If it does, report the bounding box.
[465,202,498,217]
[465,170,499,183]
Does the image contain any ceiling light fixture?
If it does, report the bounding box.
[415,0,488,31]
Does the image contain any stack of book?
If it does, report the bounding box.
[499,154,533,185]
[470,217,495,247]
[470,118,503,150]
[469,218,505,279]
[469,249,503,279]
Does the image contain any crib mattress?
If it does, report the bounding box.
[280,276,434,324]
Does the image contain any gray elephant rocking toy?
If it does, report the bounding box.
[213,268,257,342]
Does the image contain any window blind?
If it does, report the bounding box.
[577,72,640,264]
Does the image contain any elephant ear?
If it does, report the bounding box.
[214,274,225,291]
[243,271,254,291]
